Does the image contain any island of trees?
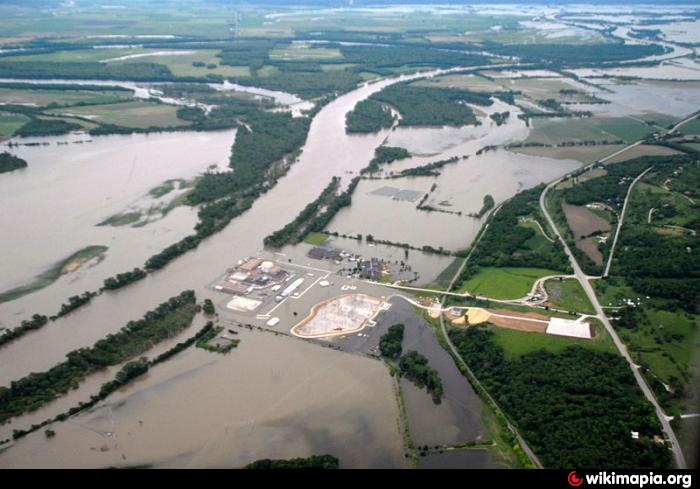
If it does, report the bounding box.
[244,454,339,469]
[0,152,27,174]
[345,99,394,133]
[379,323,405,359]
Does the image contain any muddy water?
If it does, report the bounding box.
[0,329,406,468]
[384,298,489,449]
[572,80,700,118]
[0,67,568,467]
[0,130,235,326]
[328,149,579,252]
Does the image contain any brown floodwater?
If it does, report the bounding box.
[0,67,582,467]
[0,328,406,468]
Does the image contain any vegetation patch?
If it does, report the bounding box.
[399,350,444,404]
[245,454,339,469]
[458,267,558,300]
[371,83,491,127]
[0,290,198,424]
[0,245,107,304]
[544,277,595,314]
[449,325,672,469]
[0,151,27,173]
[195,323,239,354]
[379,323,405,359]
[345,99,394,133]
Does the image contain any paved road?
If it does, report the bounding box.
[603,166,653,277]
[433,206,545,469]
[539,165,687,469]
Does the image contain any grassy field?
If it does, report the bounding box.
[618,307,700,412]
[591,277,639,307]
[676,416,700,469]
[679,117,700,135]
[604,144,682,164]
[509,144,625,164]
[54,100,187,128]
[304,232,329,246]
[0,112,30,136]
[113,49,251,78]
[525,117,655,145]
[458,267,558,300]
[489,321,615,359]
[544,277,595,314]
[0,87,133,107]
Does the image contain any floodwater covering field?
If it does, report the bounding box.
[328,149,579,252]
[0,130,235,323]
[0,328,406,468]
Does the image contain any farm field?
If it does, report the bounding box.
[488,321,614,359]
[0,112,30,136]
[525,117,656,145]
[113,49,251,78]
[52,101,188,128]
[0,87,134,107]
[457,267,558,300]
[508,144,625,164]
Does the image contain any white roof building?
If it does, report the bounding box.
[546,317,592,339]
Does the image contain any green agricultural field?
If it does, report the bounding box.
[0,112,30,136]
[0,87,133,107]
[458,267,558,300]
[509,144,626,164]
[488,321,615,359]
[675,416,700,469]
[593,117,656,142]
[53,100,188,128]
[0,47,151,63]
[113,49,251,78]
[544,277,595,314]
[525,117,655,145]
[679,117,700,136]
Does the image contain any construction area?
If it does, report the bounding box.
[447,306,593,339]
[291,293,386,338]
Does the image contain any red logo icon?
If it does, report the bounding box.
[568,471,584,487]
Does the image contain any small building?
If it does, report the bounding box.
[238,258,262,272]
[307,246,342,261]
[359,258,382,280]
[545,317,593,339]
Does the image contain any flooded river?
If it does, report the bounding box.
[0,67,583,467]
